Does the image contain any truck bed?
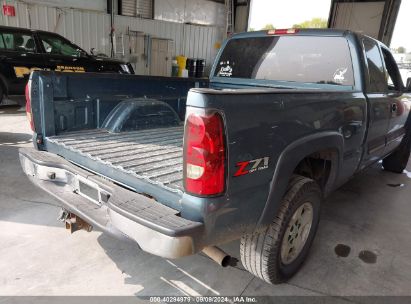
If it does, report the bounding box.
[46,126,184,193]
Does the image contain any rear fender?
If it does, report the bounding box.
[0,72,9,95]
[256,132,343,230]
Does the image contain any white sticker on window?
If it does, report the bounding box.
[218,61,233,77]
[333,68,348,84]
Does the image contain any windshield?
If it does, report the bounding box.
[214,35,354,86]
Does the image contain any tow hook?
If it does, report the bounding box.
[57,208,93,233]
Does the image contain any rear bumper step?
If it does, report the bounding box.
[19,148,204,259]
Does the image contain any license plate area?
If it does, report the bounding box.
[79,180,99,203]
[75,175,109,206]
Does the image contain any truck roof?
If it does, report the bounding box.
[230,28,351,39]
[228,28,386,51]
[0,25,61,36]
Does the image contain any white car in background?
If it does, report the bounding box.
[400,68,411,86]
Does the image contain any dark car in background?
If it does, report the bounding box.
[0,25,134,105]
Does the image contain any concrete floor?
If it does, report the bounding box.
[1,105,411,298]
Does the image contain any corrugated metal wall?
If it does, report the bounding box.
[115,15,222,68]
[154,0,226,27]
[0,1,112,55]
[0,0,224,74]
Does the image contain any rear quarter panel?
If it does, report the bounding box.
[182,89,367,245]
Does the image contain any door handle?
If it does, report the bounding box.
[391,103,398,113]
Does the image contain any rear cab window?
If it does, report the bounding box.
[0,30,36,53]
[213,35,355,88]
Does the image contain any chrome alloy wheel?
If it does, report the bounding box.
[280,202,314,265]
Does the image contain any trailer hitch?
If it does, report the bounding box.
[58,208,93,233]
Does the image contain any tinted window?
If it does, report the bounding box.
[362,38,386,92]
[214,36,354,86]
[0,31,36,52]
[39,33,85,57]
[382,48,403,91]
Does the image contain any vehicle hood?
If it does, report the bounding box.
[91,56,127,65]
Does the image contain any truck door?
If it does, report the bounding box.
[36,32,90,74]
[380,46,410,154]
[0,29,44,95]
[360,37,391,167]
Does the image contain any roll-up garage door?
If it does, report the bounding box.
[120,0,152,19]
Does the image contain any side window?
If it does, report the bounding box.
[0,34,4,49]
[381,48,403,91]
[39,33,83,57]
[3,33,14,49]
[0,32,36,53]
[363,38,386,93]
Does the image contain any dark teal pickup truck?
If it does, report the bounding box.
[19,29,411,284]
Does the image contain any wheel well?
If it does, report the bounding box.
[0,73,8,95]
[293,148,337,190]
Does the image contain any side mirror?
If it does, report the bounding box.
[90,48,95,56]
[407,77,411,92]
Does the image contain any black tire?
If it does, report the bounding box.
[0,84,3,105]
[382,133,411,173]
[240,175,321,284]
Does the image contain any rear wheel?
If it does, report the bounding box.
[0,85,4,105]
[240,175,321,284]
[382,133,411,173]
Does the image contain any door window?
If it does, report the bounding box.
[362,38,386,93]
[0,31,36,53]
[381,48,403,91]
[38,33,85,57]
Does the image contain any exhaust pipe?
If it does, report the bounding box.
[202,246,231,267]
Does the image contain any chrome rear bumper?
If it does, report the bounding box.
[19,148,204,259]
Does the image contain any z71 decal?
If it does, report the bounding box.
[234,157,269,177]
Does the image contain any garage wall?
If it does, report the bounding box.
[16,0,107,12]
[0,0,224,74]
[0,1,112,55]
[154,0,226,27]
[115,15,222,67]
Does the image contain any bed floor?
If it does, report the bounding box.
[47,126,184,192]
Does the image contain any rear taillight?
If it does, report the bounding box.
[183,109,225,196]
[25,81,34,131]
